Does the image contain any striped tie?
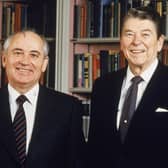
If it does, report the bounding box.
[13,95,27,167]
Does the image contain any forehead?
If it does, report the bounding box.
[8,32,43,52]
[122,18,156,33]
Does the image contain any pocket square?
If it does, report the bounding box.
[155,107,168,112]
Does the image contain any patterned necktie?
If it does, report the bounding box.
[13,95,27,167]
[119,76,143,143]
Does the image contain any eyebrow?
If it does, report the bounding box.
[141,29,152,33]
[124,28,152,32]
[30,50,41,55]
[11,48,23,52]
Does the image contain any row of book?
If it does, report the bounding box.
[0,2,27,40]
[73,0,168,38]
[74,0,120,38]
[73,50,126,88]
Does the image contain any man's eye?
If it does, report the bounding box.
[125,32,134,37]
[30,53,39,58]
[142,33,150,37]
[13,51,23,56]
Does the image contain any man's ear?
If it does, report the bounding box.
[2,54,6,68]
[41,56,49,72]
[157,35,165,52]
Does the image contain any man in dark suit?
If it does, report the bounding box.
[0,30,85,168]
[88,7,168,168]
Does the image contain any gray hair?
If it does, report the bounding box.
[3,29,49,56]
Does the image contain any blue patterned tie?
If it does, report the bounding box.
[13,95,27,167]
[119,76,143,143]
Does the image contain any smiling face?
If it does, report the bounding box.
[120,18,164,74]
[2,31,48,93]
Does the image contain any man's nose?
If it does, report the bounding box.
[20,53,31,64]
[132,34,142,45]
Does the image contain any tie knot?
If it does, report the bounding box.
[16,95,27,105]
[131,76,143,85]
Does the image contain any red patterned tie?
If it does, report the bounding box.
[13,95,27,167]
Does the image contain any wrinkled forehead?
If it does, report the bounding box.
[8,32,44,52]
[12,31,43,44]
[122,18,157,33]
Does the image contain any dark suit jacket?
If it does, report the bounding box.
[88,62,168,168]
[0,85,86,168]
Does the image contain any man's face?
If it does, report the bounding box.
[2,32,48,91]
[120,18,164,72]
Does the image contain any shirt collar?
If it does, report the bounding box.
[8,83,39,105]
[126,58,158,83]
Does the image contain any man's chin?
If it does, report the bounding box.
[16,79,33,85]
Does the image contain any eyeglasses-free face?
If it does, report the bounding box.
[120,18,164,74]
[2,31,48,92]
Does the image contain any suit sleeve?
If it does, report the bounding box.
[87,78,105,168]
[67,98,86,168]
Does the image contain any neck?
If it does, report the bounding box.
[8,82,38,94]
[129,66,143,76]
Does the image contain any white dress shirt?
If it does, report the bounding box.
[8,83,39,153]
[117,59,159,129]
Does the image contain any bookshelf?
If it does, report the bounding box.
[71,37,120,43]
[0,0,56,88]
[69,0,124,95]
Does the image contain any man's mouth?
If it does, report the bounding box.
[16,67,32,73]
[130,49,145,53]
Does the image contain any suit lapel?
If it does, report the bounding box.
[136,63,164,114]
[108,69,127,130]
[112,69,126,108]
[26,86,48,158]
[0,87,18,162]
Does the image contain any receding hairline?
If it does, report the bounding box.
[3,30,49,56]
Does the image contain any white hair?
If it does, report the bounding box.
[3,29,49,56]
